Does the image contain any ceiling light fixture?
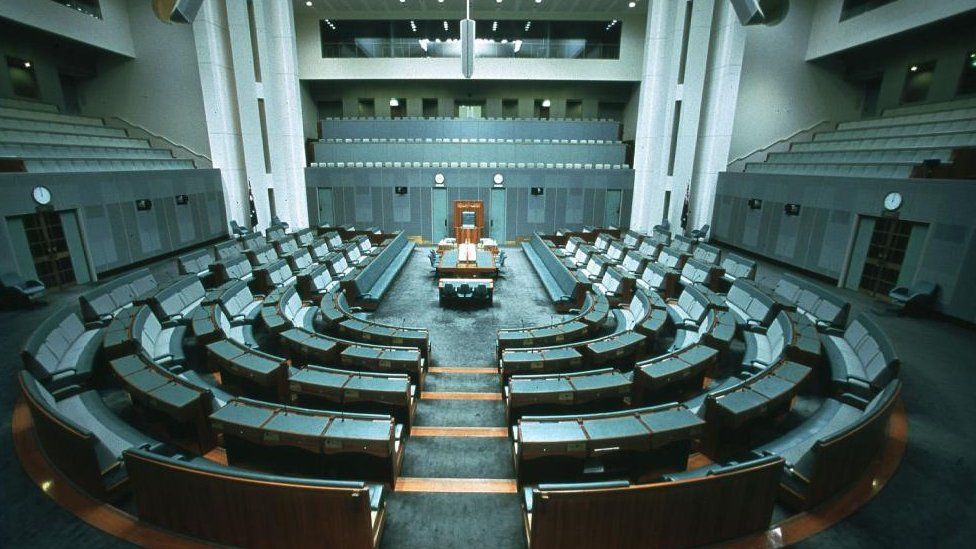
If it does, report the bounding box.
[910,65,918,72]
[304,1,312,7]
[23,61,31,68]
[629,1,637,7]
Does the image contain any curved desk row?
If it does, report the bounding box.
[513,403,705,485]
[209,397,404,485]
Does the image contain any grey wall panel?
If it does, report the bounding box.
[305,166,633,241]
[82,204,119,270]
[715,171,976,321]
[0,169,224,278]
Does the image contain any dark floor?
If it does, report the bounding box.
[1,244,974,548]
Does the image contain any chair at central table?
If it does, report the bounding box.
[439,278,494,307]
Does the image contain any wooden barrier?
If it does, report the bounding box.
[124,447,384,548]
[525,456,783,548]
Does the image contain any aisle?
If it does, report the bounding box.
[369,247,557,549]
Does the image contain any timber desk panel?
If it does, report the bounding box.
[109,353,216,452]
[523,455,783,549]
[206,339,290,401]
[504,367,632,422]
[124,445,384,549]
[319,288,430,357]
[289,364,416,430]
[279,327,426,389]
[632,344,720,404]
[210,397,403,485]
[513,403,704,484]
[497,292,610,354]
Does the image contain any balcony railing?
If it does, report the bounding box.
[321,38,620,60]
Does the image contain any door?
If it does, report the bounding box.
[432,187,449,243]
[21,210,77,289]
[489,187,507,243]
[316,187,335,226]
[861,75,882,118]
[858,217,917,298]
[604,190,622,228]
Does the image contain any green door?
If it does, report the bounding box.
[489,187,507,243]
[317,187,335,226]
[604,189,622,227]
[432,187,449,243]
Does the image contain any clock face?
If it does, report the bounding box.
[884,192,903,211]
[434,173,445,184]
[493,173,504,184]
[32,186,52,205]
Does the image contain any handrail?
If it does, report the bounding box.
[106,116,213,168]
[726,120,834,171]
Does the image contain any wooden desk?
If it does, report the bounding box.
[436,247,497,278]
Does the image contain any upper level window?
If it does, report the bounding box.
[6,57,40,99]
[50,0,102,19]
[320,19,622,60]
[958,49,976,96]
[901,61,936,104]
[840,0,896,22]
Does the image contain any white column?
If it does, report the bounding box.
[262,0,309,228]
[630,0,678,231]
[224,0,270,231]
[193,0,248,233]
[688,1,745,235]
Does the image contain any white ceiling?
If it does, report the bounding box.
[294,0,648,18]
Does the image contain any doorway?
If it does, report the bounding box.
[21,210,77,289]
[316,187,335,226]
[854,216,926,298]
[431,187,449,243]
[489,187,507,243]
[861,75,883,118]
[604,190,622,227]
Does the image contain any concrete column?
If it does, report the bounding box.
[192,0,248,232]
[687,1,745,235]
[263,0,310,228]
[630,0,678,231]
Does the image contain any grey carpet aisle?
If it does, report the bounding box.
[372,246,531,548]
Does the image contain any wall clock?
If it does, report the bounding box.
[884,192,903,211]
[32,186,52,205]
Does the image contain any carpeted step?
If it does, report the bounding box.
[425,371,501,392]
[381,493,525,549]
[401,437,515,479]
[414,399,507,427]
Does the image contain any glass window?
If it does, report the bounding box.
[501,99,518,118]
[840,0,897,21]
[958,49,976,96]
[901,61,936,104]
[49,0,102,19]
[320,19,622,60]
[6,57,40,99]
[357,98,375,117]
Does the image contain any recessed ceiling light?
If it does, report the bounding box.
[629,1,637,7]
[535,0,542,3]
[23,61,31,68]
[304,1,312,6]
[910,65,918,72]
